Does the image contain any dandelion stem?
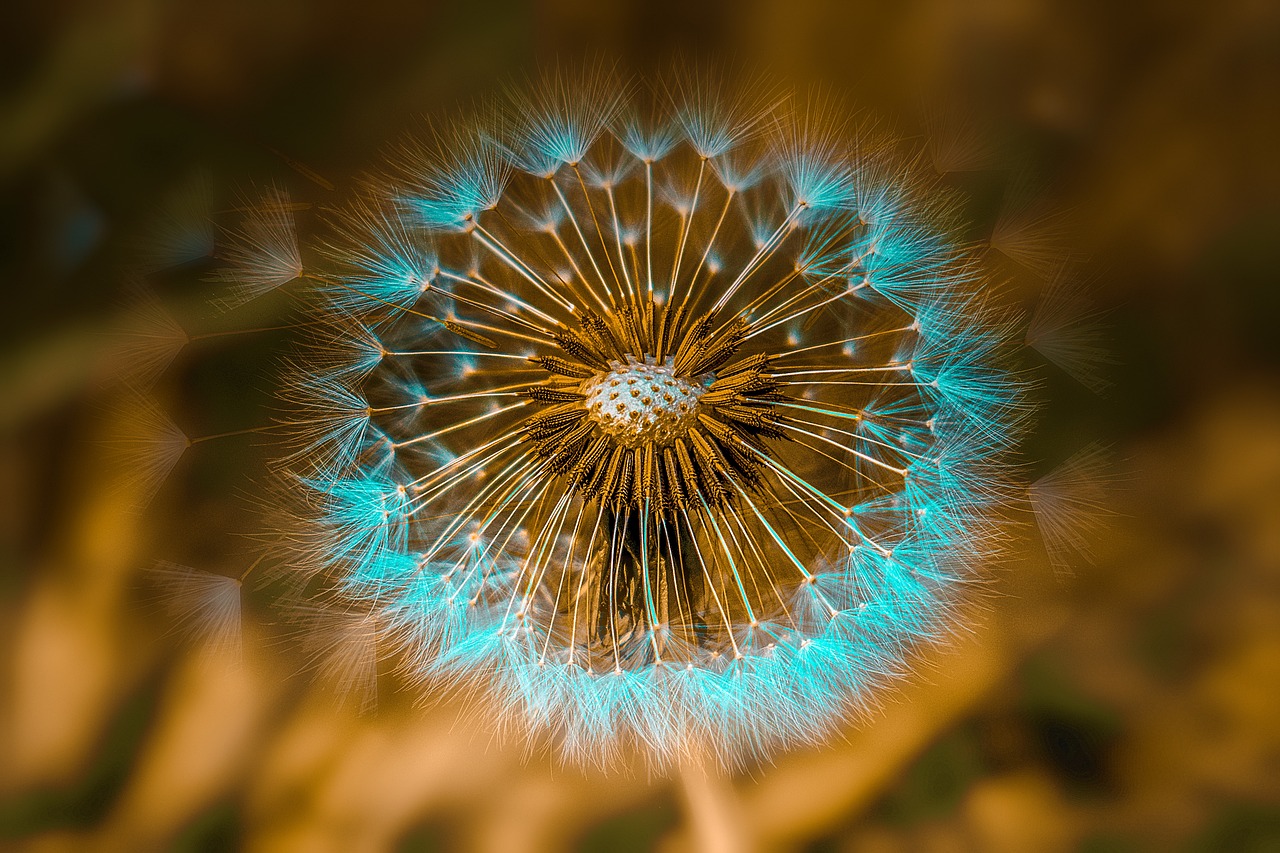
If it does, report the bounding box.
[188,425,270,445]
[668,158,706,306]
[678,759,748,853]
[551,178,616,308]
[470,221,577,314]
[573,164,624,301]
[238,552,267,584]
[679,187,735,317]
[603,183,635,301]
[710,203,802,314]
[645,160,654,295]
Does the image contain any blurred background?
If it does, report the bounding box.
[1,0,1278,850]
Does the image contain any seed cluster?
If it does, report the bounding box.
[519,298,788,515]
[580,358,706,448]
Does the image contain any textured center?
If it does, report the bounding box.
[581,358,705,448]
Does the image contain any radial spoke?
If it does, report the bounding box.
[470,222,577,314]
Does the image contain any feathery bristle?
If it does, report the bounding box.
[1027,266,1115,394]
[147,561,243,659]
[112,284,189,388]
[135,171,216,273]
[107,393,190,508]
[1029,443,1116,575]
[212,184,304,312]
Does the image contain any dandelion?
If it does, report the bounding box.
[1029,443,1117,575]
[1026,264,1115,394]
[133,171,217,274]
[146,561,245,660]
[263,71,1031,769]
[211,184,306,314]
[989,175,1070,280]
[112,283,190,389]
[106,393,192,508]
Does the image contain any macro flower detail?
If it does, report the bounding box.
[272,72,1028,768]
[523,306,783,514]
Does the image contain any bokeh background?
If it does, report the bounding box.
[2,0,1278,850]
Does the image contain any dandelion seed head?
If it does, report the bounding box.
[274,71,1032,770]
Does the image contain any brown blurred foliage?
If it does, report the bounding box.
[1,0,1277,851]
